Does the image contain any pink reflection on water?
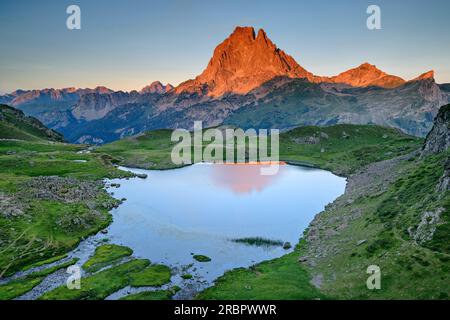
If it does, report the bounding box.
[211,163,283,194]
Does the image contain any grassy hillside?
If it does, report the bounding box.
[0,138,133,277]
[0,103,135,280]
[279,124,420,175]
[0,104,63,142]
[97,124,421,175]
[96,129,179,169]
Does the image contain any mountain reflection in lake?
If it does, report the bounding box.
[105,163,346,296]
[211,163,282,194]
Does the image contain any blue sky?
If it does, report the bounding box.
[0,0,449,93]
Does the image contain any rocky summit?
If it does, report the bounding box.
[175,26,316,97]
[140,81,174,95]
[174,27,425,97]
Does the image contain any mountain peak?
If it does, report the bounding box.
[359,62,377,69]
[329,63,405,88]
[230,26,256,40]
[172,26,433,95]
[412,70,435,81]
[175,26,313,96]
[93,86,113,94]
[140,81,173,94]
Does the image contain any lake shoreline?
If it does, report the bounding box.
[102,163,345,299]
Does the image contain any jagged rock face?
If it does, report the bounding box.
[8,87,113,106]
[71,91,141,121]
[10,88,79,106]
[173,27,420,97]
[422,104,450,155]
[416,76,446,103]
[176,27,315,97]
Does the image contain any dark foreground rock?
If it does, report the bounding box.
[422,104,450,156]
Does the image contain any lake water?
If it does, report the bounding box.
[105,163,346,297]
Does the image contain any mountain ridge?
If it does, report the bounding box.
[1,27,439,104]
[173,26,438,97]
[0,26,449,143]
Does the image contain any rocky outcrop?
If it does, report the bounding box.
[437,158,450,192]
[21,176,103,203]
[0,192,27,218]
[409,208,445,244]
[422,104,450,155]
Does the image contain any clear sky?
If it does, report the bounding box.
[0,0,449,93]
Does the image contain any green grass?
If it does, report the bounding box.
[0,199,112,277]
[39,259,150,300]
[279,124,421,175]
[130,264,172,287]
[0,151,129,181]
[119,287,180,300]
[97,124,421,175]
[0,258,79,300]
[82,244,133,273]
[96,130,181,170]
[28,258,80,278]
[193,255,211,262]
[20,254,68,272]
[301,152,449,299]
[197,248,325,300]
[181,274,193,280]
[0,276,43,300]
[0,139,83,154]
[0,139,132,277]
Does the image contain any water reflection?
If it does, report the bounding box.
[211,164,283,194]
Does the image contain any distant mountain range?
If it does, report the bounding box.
[1,26,449,143]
